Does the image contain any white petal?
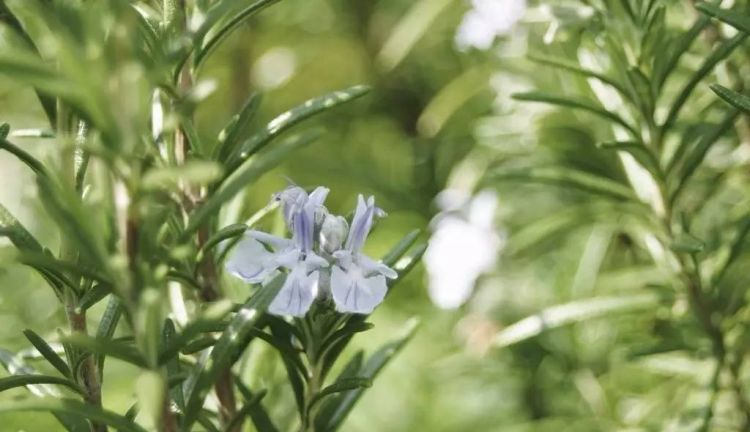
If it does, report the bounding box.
[424,216,500,309]
[331,266,387,315]
[307,187,330,208]
[225,235,277,283]
[248,230,293,250]
[268,268,318,317]
[358,254,397,279]
[304,251,330,272]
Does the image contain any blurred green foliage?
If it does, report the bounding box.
[4,0,750,431]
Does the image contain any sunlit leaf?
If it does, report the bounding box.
[224,85,370,171]
[183,129,322,239]
[512,91,638,136]
[493,293,661,348]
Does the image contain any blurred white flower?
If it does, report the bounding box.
[251,47,297,90]
[425,189,502,309]
[455,0,527,50]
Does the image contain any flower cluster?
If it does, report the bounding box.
[226,185,397,317]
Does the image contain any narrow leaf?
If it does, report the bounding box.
[182,129,322,239]
[0,374,81,395]
[381,229,421,267]
[194,0,281,70]
[512,92,638,136]
[224,389,268,432]
[309,377,371,410]
[598,141,662,178]
[488,167,639,203]
[95,297,122,380]
[23,330,72,378]
[321,319,419,431]
[215,92,263,162]
[0,398,147,432]
[181,275,284,429]
[670,109,740,203]
[661,33,748,133]
[696,3,750,33]
[64,334,146,369]
[226,85,370,170]
[528,54,630,99]
[235,379,280,432]
[493,293,660,348]
[710,84,750,112]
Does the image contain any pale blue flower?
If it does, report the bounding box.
[330,195,397,314]
[226,186,329,317]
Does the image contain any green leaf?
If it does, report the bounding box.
[0,3,56,125]
[95,297,122,380]
[309,377,371,411]
[527,54,630,99]
[0,204,67,294]
[214,92,263,162]
[181,275,284,430]
[655,13,709,89]
[671,232,705,254]
[162,319,185,411]
[597,141,662,178]
[197,223,247,259]
[0,203,42,252]
[0,137,47,176]
[661,33,748,133]
[36,176,110,273]
[488,167,639,203]
[0,374,81,395]
[381,229,421,267]
[710,84,750,112]
[182,129,322,239]
[696,3,750,33]
[194,0,281,70]
[670,109,740,203]
[320,319,419,431]
[23,330,72,379]
[17,251,112,285]
[141,161,224,190]
[77,284,112,311]
[493,293,660,348]
[0,123,9,139]
[713,215,750,286]
[0,398,147,432]
[225,85,370,171]
[64,334,146,369]
[0,348,89,431]
[512,92,638,137]
[235,379,280,432]
[225,388,268,432]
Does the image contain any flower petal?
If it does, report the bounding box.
[225,234,278,283]
[307,186,330,208]
[358,254,398,279]
[345,195,375,253]
[331,266,387,314]
[268,267,318,317]
[248,230,293,250]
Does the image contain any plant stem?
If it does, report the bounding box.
[729,353,750,430]
[66,305,106,432]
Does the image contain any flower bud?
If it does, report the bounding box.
[319,213,348,254]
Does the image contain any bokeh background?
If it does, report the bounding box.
[1,0,744,430]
